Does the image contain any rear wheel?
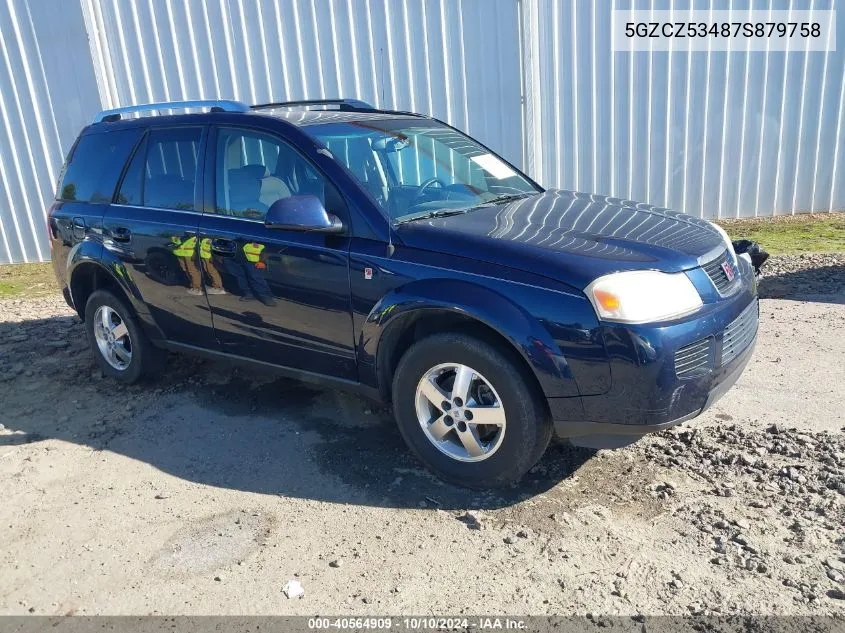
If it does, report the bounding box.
[392,333,552,488]
[84,289,161,383]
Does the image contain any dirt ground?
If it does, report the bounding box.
[1,255,844,617]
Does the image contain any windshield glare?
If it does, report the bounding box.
[307,119,541,221]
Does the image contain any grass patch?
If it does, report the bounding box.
[0,262,58,299]
[717,212,845,255]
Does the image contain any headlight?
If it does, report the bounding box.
[709,222,738,265]
[585,270,703,323]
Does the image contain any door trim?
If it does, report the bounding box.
[160,340,382,402]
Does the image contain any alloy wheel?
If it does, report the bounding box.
[414,363,506,463]
[93,305,132,371]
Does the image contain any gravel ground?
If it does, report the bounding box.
[0,254,843,616]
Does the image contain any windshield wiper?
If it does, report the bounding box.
[478,192,535,206]
[394,208,471,225]
[393,193,536,225]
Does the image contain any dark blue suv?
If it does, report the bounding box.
[48,99,758,488]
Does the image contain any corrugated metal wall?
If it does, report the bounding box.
[82,0,525,166]
[1,0,843,264]
[0,0,101,264]
[525,0,845,219]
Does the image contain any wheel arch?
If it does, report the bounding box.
[365,279,577,403]
[69,261,131,318]
[67,251,160,340]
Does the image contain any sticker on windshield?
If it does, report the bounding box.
[470,153,517,180]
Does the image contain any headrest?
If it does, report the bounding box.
[242,163,269,179]
[227,168,261,199]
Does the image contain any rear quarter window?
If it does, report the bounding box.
[57,129,142,203]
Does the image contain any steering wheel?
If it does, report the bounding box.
[413,177,446,204]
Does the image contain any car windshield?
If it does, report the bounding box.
[306,118,541,222]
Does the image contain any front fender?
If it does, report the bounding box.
[363,278,580,399]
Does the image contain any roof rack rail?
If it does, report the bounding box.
[92,99,250,123]
[251,99,376,112]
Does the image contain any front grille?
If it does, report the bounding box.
[721,298,759,365]
[675,337,714,378]
[702,249,738,294]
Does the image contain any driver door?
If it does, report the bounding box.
[198,126,356,379]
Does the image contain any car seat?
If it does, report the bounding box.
[239,163,291,208]
[227,167,268,216]
[145,173,194,209]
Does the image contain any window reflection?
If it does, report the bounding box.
[215,128,327,220]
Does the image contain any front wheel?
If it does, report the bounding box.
[392,333,552,488]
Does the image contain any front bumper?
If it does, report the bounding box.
[552,259,759,448]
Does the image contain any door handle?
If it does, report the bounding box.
[112,227,131,243]
[210,238,237,255]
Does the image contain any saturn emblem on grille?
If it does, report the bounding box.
[721,260,735,282]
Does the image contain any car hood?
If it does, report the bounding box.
[395,189,726,290]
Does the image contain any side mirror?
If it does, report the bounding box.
[264,195,344,234]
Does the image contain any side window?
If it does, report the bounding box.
[118,127,202,210]
[116,136,146,205]
[215,127,341,221]
[57,129,142,203]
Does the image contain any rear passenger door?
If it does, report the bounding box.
[104,126,215,347]
[197,125,356,379]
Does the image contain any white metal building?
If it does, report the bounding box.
[1,0,843,264]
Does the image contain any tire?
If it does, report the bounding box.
[392,332,552,488]
[84,289,162,384]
